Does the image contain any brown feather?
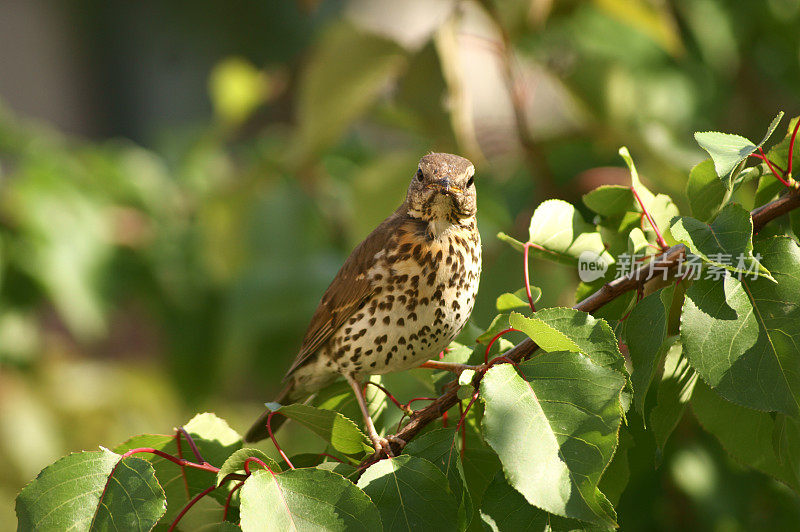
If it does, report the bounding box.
[283,205,408,377]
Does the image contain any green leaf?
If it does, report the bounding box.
[240,467,383,531]
[626,227,650,257]
[670,203,773,280]
[692,381,800,493]
[694,132,757,185]
[184,412,243,453]
[598,211,643,258]
[618,147,655,208]
[475,314,511,345]
[646,194,681,247]
[764,116,800,172]
[496,232,525,253]
[291,22,406,163]
[618,147,679,245]
[269,403,372,455]
[209,57,269,125]
[686,159,728,222]
[114,414,242,516]
[314,381,364,433]
[357,455,459,531]
[524,199,614,266]
[316,461,359,480]
[694,112,783,188]
[649,343,697,460]
[681,236,800,416]
[509,308,626,374]
[480,471,611,531]
[598,428,633,506]
[460,428,501,524]
[458,369,476,400]
[496,287,540,313]
[582,185,636,217]
[217,448,281,485]
[16,450,166,531]
[403,429,472,530]
[624,285,675,415]
[480,355,625,526]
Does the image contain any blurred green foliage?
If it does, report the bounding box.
[2,0,800,529]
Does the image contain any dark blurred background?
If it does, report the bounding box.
[2,0,800,529]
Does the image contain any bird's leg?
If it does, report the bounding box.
[344,373,404,456]
[418,360,479,373]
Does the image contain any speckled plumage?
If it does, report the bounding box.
[246,153,481,445]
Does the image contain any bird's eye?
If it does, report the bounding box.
[467,175,474,187]
[416,169,423,181]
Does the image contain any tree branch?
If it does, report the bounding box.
[365,189,800,463]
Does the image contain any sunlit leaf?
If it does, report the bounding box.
[523,199,614,267]
[670,203,773,280]
[114,413,242,517]
[681,237,800,415]
[694,112,782,189]
[686,159,728,222]
[496,287,540,313]
[480,356,624,526]
[582,185,636,217]
[240,468,382,531]
[509,308,626,374]
[649,343,697,460]
[217,448,281,485]
[357,455,458,531]
[16,450,165,531]
[268,403,372,455]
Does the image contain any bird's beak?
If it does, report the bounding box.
[426,179,462,196]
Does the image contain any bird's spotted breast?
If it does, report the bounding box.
[290,218,481,393]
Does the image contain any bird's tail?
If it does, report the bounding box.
[244,381,304,443]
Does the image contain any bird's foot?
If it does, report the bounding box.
[370,435,394,457]
[369,434,406,457]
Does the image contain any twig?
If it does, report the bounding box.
[244,457,274,476]
[174,428,190,499]
[176,427,206,464]
[121,448,220,473]
[631,186,669,251]
[168,485,216,532]
[366,381,408,412]
[483,328,518,364]
[267,412,294,469]
[222,481,244,521]
[749,152,787,176]
[759,147,793,188]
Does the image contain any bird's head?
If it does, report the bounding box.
[405,153,476,224]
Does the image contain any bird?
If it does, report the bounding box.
[245,153,481,455]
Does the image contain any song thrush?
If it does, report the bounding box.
[245,153,481,454]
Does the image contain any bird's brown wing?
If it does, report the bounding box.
[283,210,406,378]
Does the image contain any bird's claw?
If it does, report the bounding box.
[371,436,395,457]
[370,435,406,457]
